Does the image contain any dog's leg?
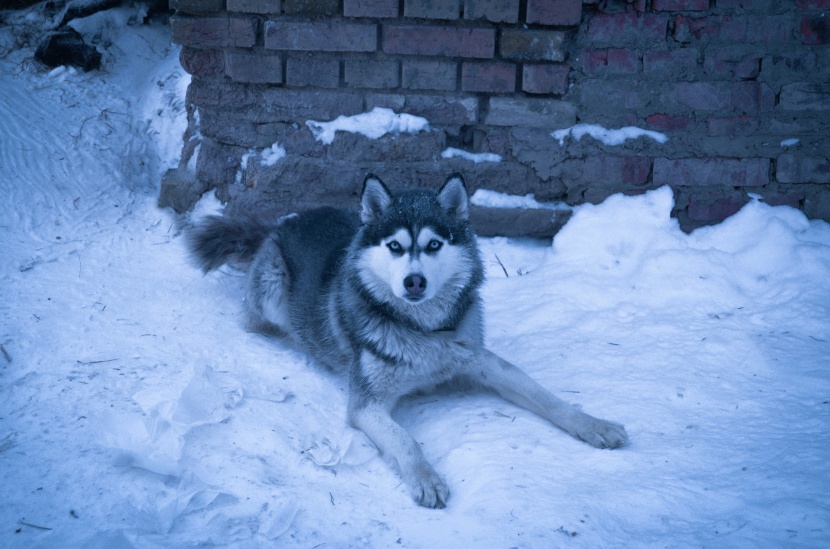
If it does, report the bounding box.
[349,400,449,508]
[469,348,628,449]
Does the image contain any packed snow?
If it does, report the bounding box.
[552,124,668,147]
[2,8,830,549]
[306,107,430,145]
[471,189,571,211]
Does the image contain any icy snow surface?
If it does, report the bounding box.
[2,11,830,549]
[552,124,668,147]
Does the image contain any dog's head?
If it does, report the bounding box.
[354,174,483,314]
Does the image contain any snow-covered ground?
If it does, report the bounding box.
[2,8,830,548]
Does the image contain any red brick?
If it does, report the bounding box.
[586,13,668,44]
[643,49,699,78]
[227,0,282,14]
[265,21,377,52]
[522,64,569,95]
[461,62,516,93]
[796,0,830,7]
[402,60,457,91]
[344,60,399,88]
[344,0,398,17]
[582,49,640,74]
[704,52,760,79]
[383,25,495,58]
[463,0,519,23]
[225,52,282,84]
[179,46,224,77]
[500,29,566,62]
[583,156,651,186]
[653,0,708,10]
[645,113,695,132]
[286,55,340,88]
[801,14,830,45]
[171,0,224,11]
[171,15,258,49]
[404,0,459,20]
[526,0,581,26]
[654,158,769,187]
[779,83,830,110]
[687,193,745,222]
[706,116,760,137]
[674,82,775,112]
[284,0,339,15]
[675,14,791,43]
[777,154,830,184]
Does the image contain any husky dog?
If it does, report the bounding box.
[188,174,628,508]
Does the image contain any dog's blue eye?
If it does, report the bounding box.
[426,239,443,252]
[387,241,403,254]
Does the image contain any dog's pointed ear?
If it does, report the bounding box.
[437,173,469,221]
[361,174,393,224]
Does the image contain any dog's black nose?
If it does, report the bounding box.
[404,274,427,295]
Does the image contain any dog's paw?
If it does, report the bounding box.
[412,468,450,509]
[571,414,629,449]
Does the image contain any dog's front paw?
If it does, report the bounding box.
[411,467,450,509]
[571,414,628,449]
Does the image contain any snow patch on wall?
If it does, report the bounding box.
[552,123,668,147]
[306,107,430,145]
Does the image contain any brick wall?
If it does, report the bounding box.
[160,0,830,235]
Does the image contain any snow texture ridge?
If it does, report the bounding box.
[306,107,430,145]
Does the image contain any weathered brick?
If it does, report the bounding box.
[328,131,446,162]
[170,0,224,12]
[461,62,516,93]
[171,15,258,49]
[344,60,400,88]
[463,0,519,23]
[687,192,746,223]
[586,13,668,45]
[777,154,830,183]
[706,116,760,137]
[265,21,377,52]
[673,82,775,112]
[653,158,769,187]
[579,79,649,112]
[283,0,339,15]
[485,97,576,128]
[704,51,760,79]
[780,83,830,110]
[675,15,791,43]
[404,0,459,20]
[258,88,365,120]
[383,25,495,58]
[225,52,283,84]
[402,60,457,91]
[583,156,651,186]
[500,30,566,62]
[526,0,581,26]
[646,113,695,132]
[653,0,708,10]
[801,14,830,45]
[286,55,340,88]
[226,0,281,13]
[344,0,399,17]
[522,64,569,95]
[367,93,479,124]
[643,48,699,78]
[179,46,225,77]
[582,49,640,75]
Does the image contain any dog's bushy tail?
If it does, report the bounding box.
[187,215,274,273]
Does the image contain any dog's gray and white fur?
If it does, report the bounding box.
[188,174,628,508]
